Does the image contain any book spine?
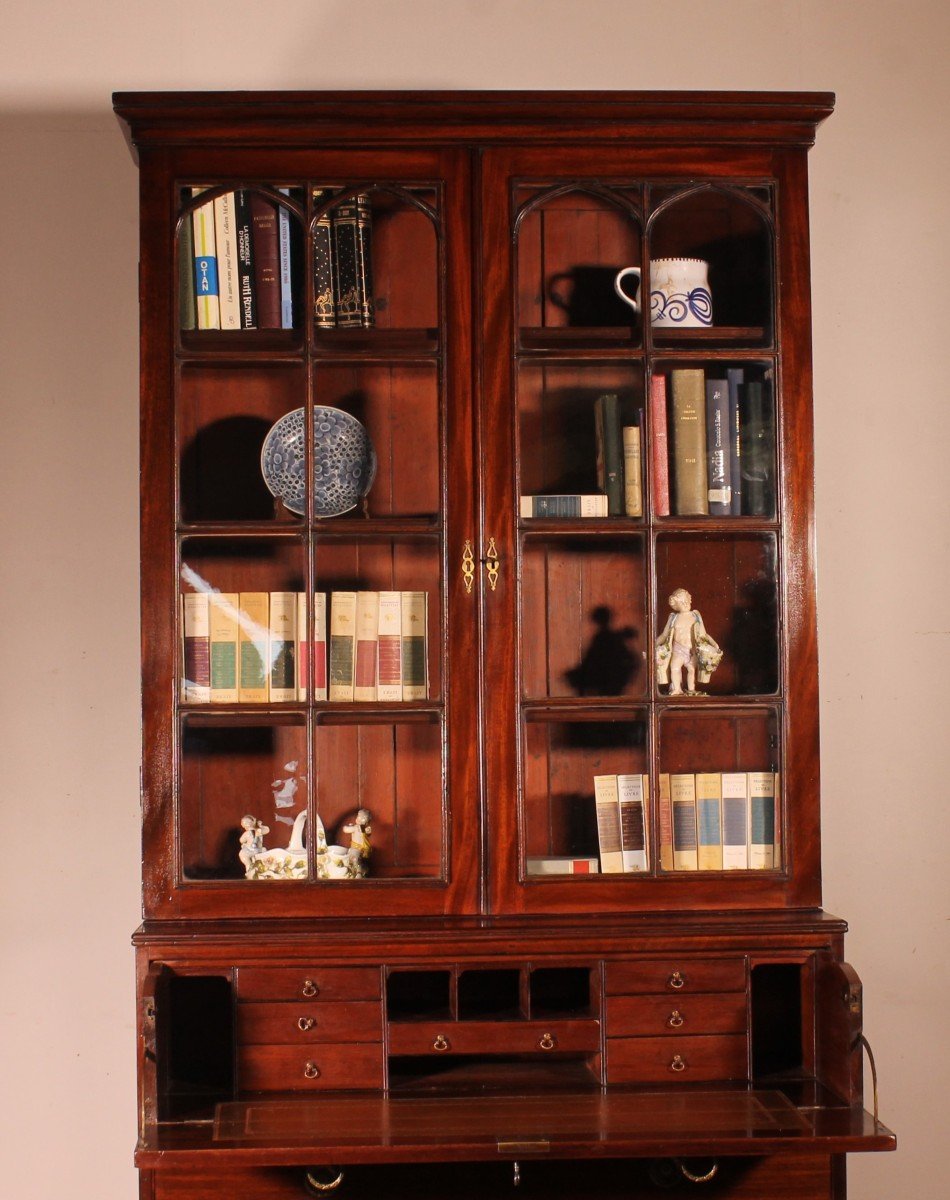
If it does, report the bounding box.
[705,378,731,516]
[249,192,281,329]
[622,421,643,518]
[726,367,744,515]
[333,198,362,328]
[278,189,294,330]
[525,856,600,876]
[181,592,210,702]
[721,772,750,869]
[178,215,196,331]
[595,393,624,516]
[773,770,782,870]
[238,592,269,703]
[296,591,308,701]
[740,379,775,516]
[519,494,609,518]
[353,591,380,702]
[670,773,699,870]
[208,592,239,703]
[617,773,648,872]
[748,770,777,869]
[268,591,297,703]
[354,192,375,328]
[311,188,337,328]
[314,592,328,701]
[328,591,357,702]
[234,189,257,330]
[190,188,220,330]
[376,591,403,702]
[671,368,708,515]
[649,373,670,517]
[695,771,724,870]
[593,775,624,873]
[401,591,428,701]
[213,191,241,330]
[657,772,674,871]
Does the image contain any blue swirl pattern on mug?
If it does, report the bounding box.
[651,287,713,325]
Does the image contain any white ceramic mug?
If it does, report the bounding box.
[649,257,713,327]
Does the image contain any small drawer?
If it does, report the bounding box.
[606,992,747,1038]
[237,1001,383,1045]
[607,1033,748,1084]
[236,967,381,1003]
[238,1042,384,1091]
[388,1019,600,1057]
[605,957,746,996]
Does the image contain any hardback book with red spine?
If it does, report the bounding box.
[354,591,380,702]
[649,374,670,517]
[376,591,402,702]
[249,192,281,328]
[181,592,211,703]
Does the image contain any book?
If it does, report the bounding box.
[594,393,624,516]
[657,772,674,871]
[278,188,294,329]
[213,191,241,330]
[311,188,337,328]
[178,215,196,330]
[353,591,380,702]
[314,592,328,701]
[268,591,297,703]
[328,591,357,701]
[234,189,257,329]
[296,592,308,700]
[670,772,699,870]
[190,188,220,330]
[238,592,269,703]
[773,771,782,870]
[333,196,363,329]
[740,379,775,516]
[721,772,750,870]
[249,192,281,329]
[208,592,239,703]
[593,775,624,873]
[622,420,643,517]
[354,192,375,327]
[748,770,777,869]
[670,368,708,515]
[525,856,599,876]
[181,592,210,702]
[695,772,724,870]
[401,591,428,701]
[649,373,670,516]
[726,367,744,515]
[376,591,403,702]
[520,494,609,518]
[704,378,731,516]
[617,773,648,872]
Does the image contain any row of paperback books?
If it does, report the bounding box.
[658,770,779,872]
[181,590,428,704]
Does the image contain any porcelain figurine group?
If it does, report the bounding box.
[239,807,372,881]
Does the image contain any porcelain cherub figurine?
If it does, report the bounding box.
[655,587,723,696]
[343,808,373,878]
[238,815,269,875]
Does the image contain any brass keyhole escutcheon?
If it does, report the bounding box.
[298,1016,316,1031]
[461,540,476,594]
[538,1032,557,1051]
[668,970,685,990]
[433,1033,450,1052]
[668,1010,685,1028]
[670,1054,687,1072]
[304,1061,321,1079]
[302,979,320,998]
[485,537,500,592]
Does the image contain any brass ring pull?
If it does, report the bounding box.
[433,1034,450,1052]
[462,540,475,595]
[485,537,500,592]
[670,1054,687,1073]
[675,1159,719,1184]
[667,1010,685,1028]
[305,1168,344,1194]
[302,980,319,998]
[304,1061,321,1079]
[538,1032,557,1051]
[298,1016,315,1031]
[668,970,685,990]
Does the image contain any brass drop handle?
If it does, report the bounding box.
[667,1009,685,1028]
[461,541,476,595]
[302,980,320,998]
[670,1054,687,1073]
[538,1032,557,1051]
[305,1168,345,1194]
[432,1033,451,1052]
[298,1016,316,1031]
[304,1061,321,1079]
[484,537,500,592]
[668,970,685,990]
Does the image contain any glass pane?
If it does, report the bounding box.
[657,708,781,873]
[522,715,649,876]
[521,536,647,701]
[655,534,779,697]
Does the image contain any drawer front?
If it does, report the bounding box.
[607,1033,748,1083]
[238,1042,384,1091]
[237,967,381,1003]
[605,957,746,995]
[388,1019,601,1057]
[237,1001,383,1045]
[606,992,747,1037]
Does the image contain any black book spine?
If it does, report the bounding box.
[740,380,775,516]
[705,378,731,517]
[333,199,362,328]
[354,193,375,328]
[234,190,257,330]
[726,367,744,516]
[312,188,337,329]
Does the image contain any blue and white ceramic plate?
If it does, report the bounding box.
[260,407,377,517]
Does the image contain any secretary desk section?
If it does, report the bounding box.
[115,91,894,1199]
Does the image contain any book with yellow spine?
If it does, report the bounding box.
[695,772,724,871]
[238,592,269,703]
[209,592,239,703]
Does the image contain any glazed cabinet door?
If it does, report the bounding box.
[478,144,820,915]
[140,146,479,918]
